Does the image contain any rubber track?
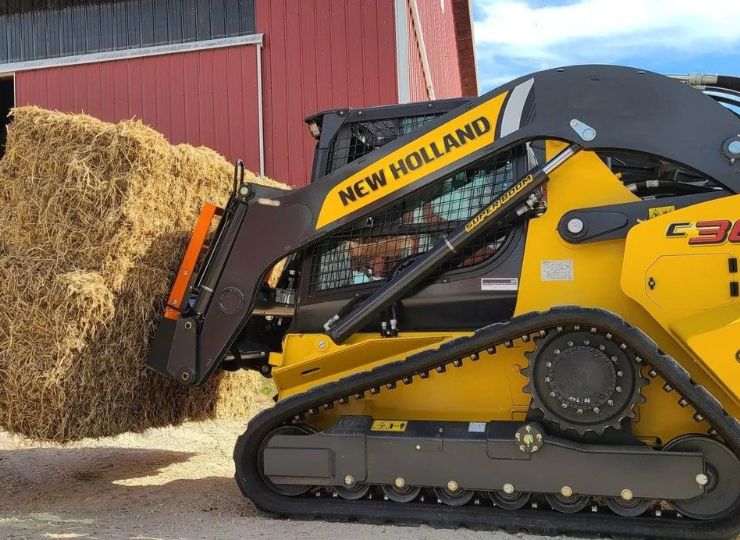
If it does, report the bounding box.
[234,307,740,539]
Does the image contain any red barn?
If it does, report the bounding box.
[0,0,477,186]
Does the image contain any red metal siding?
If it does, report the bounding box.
[256,0,399,187]
[14,45,262,173]
[408,0,463,101]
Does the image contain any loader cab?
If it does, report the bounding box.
[295,99,534,335]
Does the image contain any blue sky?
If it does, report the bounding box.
[472,0,740,93]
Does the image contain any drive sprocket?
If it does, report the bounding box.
[522,328,648,436]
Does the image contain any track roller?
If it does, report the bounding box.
[382,484,421,503]
[605,496,652,517]
[334,483,371,501]
[434,486,474,506]
[489,490,531,510]
[545,492,590,514]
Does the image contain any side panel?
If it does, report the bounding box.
[621,195,740,404]
[14,45,261,169]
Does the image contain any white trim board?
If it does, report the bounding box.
[0,34,264,76]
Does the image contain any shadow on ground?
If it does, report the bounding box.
[1,446,255,539]
[1,446,194,494]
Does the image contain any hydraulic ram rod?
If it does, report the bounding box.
[325,143,580,344]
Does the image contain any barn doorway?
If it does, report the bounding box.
[0,77,14,157]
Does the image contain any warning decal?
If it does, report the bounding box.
[648,205,675,219]
[371,420,408,432]
[541,260,574,282]
[481,277,519,291]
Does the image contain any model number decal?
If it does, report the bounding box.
[666,220,740,245]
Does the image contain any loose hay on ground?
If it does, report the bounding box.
[0,107,285,443]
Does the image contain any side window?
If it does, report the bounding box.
[308,149,520,294]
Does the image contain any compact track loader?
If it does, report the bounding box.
[147,66,740,538]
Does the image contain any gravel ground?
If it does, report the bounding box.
[0,420,563,540]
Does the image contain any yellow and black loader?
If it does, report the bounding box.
[147,65,740,538]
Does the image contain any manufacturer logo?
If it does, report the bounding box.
[336,117,492,208]
[315,91,509,229]
[666,220,740,245]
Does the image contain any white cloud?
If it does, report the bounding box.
[474,0,740,63]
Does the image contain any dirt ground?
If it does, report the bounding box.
[0,420,562,540]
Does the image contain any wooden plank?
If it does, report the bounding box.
[112,0,128,50]
[126,0,141,50]
[32,0,47,60]
[195,0,211,41]
[85,2,100,54]
[6,1,20,62]
[224,0,241,37]
[209,0,226,38]
[181,0,197,42]
[154,0,169,46]
[168,0,184,43]
[98,0,114,52]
